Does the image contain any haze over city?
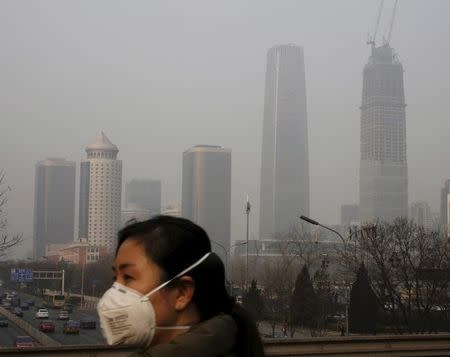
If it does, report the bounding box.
[1,0,449,259]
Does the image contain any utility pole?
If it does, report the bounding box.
[61,269,65,295]
[245,195,251,291]
[79,239,86,309]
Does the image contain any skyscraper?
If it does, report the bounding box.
[78,132,122,252]
[410,201,433,229]
[33,158,76,259]
[440,180,450,236]
[182,145,231,263]
[125,179,161,216]
[259,44,310,238]
[359,43,408,222]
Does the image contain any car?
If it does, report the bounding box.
[80,317,96,329]
[2,301,13,310]
[63,320,80,334]
[38,320,55,333]
[35,308,49,319]
[0,318,8,327]
[58,310,69,320]
[26,299,35,307]
[20,302,29,310]
[13,307,23,317]
[14,336,34,348]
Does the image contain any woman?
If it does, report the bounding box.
[97,215,265,357]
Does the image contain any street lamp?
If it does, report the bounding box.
[299,215,346,245]
[299,215,349,335]
[245,195,251,291]
[211,240,248,295]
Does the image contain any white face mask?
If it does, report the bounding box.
[97,252,211,346]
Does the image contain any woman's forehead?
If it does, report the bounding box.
[115,239,160,272]
[116,239,149,264]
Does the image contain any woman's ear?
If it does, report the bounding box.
[173,276,196,311]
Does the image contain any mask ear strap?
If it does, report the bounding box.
[142,252,211,300]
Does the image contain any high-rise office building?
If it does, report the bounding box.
[125,179,161,216]
[182,146,231,263]
[259,44,310,238]
[440,180,450,236]
[341,204,359,227]
[33,158,76,259]
[359,43,408,222]
[78,132,122,252]
[410,201,433,229]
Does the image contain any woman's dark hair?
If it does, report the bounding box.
[117,215,264,357]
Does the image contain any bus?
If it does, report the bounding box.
[44,291,66,308]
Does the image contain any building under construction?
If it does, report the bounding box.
[359,1,408,222]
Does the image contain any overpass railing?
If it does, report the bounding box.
[0,334,449,356]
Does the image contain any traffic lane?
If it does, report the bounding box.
[14,290,105,345]
[49,310,105,346]
[20,307,105,345]
[0,311,37,349]
[0,325,23,348]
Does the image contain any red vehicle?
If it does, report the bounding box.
[38,320,55,333]
[14,336,34,348]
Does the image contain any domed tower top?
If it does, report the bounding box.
[85,132,119,159]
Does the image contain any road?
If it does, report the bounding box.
[0,315,28,348]
[12,290,105,346]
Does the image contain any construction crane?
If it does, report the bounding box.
[385,0,399,45]
[367,0,385,46]
[367,0,399,47]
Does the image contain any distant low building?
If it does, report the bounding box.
[121,203,151,227]
[233,238,342,257]
[162,204,181,218]
[45,239,108,265]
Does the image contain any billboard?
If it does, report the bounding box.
[10,268,33,283]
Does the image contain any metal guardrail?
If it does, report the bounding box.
[264,334,450,356]
[0,334,450,356]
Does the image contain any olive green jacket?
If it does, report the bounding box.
[129,314,237,357]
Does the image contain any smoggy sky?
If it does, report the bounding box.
[1,0,449,258]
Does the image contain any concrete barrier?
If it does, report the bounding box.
[263,334,450,356]
[0,334,450,356]
[0,307,61,347]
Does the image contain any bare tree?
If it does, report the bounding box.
[230,255,246,291]
[341,218,450,333]
[259,241,298,337]
[0,170,22,258]
[278,224,322,268]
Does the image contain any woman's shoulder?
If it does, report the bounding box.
[130,314,238,357]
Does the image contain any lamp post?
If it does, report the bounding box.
[78,239,87,309]
[211,240,248,295]
[245,195,251,291]
[299,215,348,335]
[299,215,346,245]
